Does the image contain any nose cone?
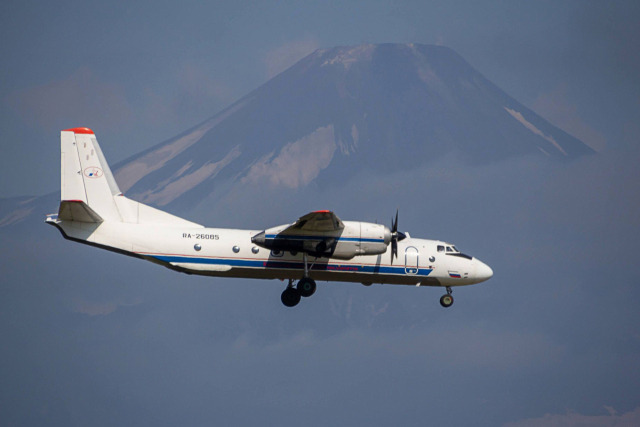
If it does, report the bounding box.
[475,260,493,283]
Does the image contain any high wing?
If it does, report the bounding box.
[251,210,346,258]
[251,210,391,260]
[283,210,344,234]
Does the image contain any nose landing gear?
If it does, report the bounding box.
[439,286,454,308]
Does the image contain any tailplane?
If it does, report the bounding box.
[58,200,103,223]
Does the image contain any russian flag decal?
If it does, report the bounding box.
[449,271,461,278]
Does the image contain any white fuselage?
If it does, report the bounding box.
[47,127,493,307]
[51,219,493,288]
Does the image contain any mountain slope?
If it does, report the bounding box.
[110,43,592,211]
[1,43,593,225]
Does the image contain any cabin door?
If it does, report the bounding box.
[405,246,419,275]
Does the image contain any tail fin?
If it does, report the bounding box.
[58,128,202,227]
[61,127,122,221]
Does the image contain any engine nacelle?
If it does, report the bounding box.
[330,221,391,259]
[252,221,391,260]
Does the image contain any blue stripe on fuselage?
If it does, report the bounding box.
[147,254,432,276]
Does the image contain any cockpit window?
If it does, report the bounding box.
[437,245,444,252]
[445,244,473,260]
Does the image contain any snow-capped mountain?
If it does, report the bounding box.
[1,43,593,226]
[110,43,593,211]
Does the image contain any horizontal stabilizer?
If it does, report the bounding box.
[58,200,104,223]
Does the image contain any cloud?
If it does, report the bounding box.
[532,86,607,152]
[503,406,640,427]
[6,141,640,425]
[219,319,566,374]
[11,67,134,132]
[71,297,142,316]
[264,37,320,78]
[9,63,236,142]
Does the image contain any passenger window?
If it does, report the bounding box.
[437,245,444,252]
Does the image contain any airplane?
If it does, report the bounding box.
[46,127,493,308]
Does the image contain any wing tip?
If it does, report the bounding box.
[63,127,94,134]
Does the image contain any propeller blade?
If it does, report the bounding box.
[391,240,397,265]
[390,209,399,264]
[392,210,398,233]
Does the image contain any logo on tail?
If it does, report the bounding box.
[84,167,104,178]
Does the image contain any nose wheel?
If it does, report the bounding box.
[439,286,454,308]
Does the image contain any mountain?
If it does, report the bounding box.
[108,43,592,212]
[2,43,593,225]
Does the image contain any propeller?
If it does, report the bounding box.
[390,210,406,264]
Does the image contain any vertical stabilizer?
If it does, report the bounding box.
[60,128,121,221]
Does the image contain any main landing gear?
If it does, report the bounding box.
[439,286,454,308]
[281,277,317,307]
[281,253,317,307]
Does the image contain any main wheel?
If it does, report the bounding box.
[439,294,454,308]
[297,277,317,298]
[281,288,301,307]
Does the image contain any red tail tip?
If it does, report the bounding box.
[63,127,94,134]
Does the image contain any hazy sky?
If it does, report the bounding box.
[2,2,640,426]
[1,0,639,197]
